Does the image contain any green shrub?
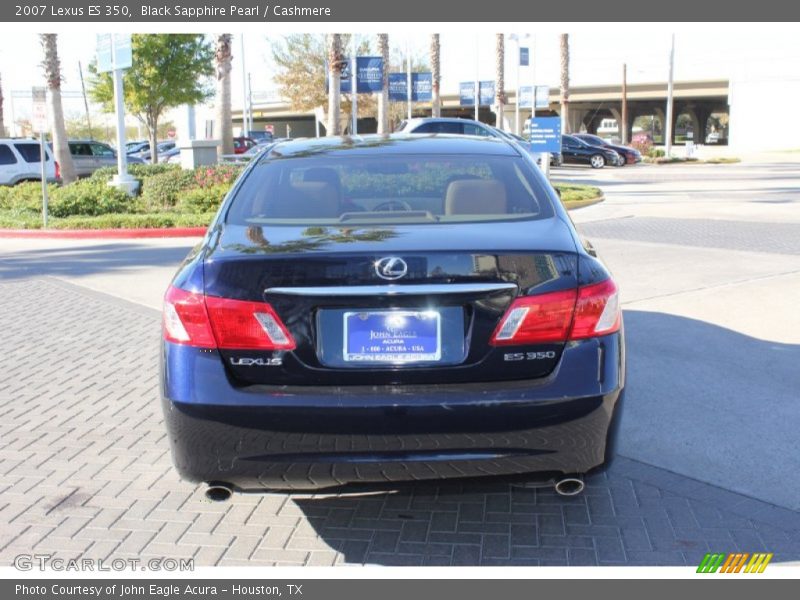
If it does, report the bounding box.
[648,147,665,158]
[553,183,603,204]
[91,163,180,186]
[0,182,59,212]
[49,179,134,217]
[130,163,181,178]
[176,184,229,214]
[89,166,117,182]
[0,208,43,229]
[141,169,196,210]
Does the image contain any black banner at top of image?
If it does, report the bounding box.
[2,0,800,22]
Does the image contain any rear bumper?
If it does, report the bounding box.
[160,333,625,490]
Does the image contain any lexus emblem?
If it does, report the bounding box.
[375,256,408,280]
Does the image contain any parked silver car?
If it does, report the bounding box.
[52,140,143,178]
[0,138,58,185]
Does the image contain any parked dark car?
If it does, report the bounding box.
[561,134,621,168]
[160,134,625,499]
[574,134,642,166]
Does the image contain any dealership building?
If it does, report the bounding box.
[231,71,799,152]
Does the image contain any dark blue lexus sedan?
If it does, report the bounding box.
[160,134,625,500]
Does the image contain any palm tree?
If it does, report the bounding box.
[0,73,6,137]
[376,34,389,134]
[215,34,234,159]
[495,34,506,129]
[39,34,76,183]
[430,34,441,118]
[327,34,344,136]
[560,33,571,134]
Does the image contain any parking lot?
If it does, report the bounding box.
[1,159,799,566]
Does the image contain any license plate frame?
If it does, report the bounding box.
[342,310,442,364]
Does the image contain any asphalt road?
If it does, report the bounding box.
[559,159,800,510]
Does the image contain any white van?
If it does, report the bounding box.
[0,138,59,185]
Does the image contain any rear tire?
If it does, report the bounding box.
[590,154,606,169]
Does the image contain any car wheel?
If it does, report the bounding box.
[590,154,606,169]
[616,156,625,167]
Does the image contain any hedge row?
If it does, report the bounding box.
[0,163,243,224]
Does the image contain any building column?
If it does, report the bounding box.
[567,108,589,134]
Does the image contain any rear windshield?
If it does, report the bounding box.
[225,153,555,226]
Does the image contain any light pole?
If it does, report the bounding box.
[474,35,480,121]
[621,63,628,145]
[665,34,675,156]
[406,36,412,120]
[508,34,530,136]
[240,34,249,136]
[351,34,358,134]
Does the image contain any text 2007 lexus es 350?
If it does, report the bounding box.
[160,134,625,500]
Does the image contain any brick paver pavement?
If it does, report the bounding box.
[1,277,799,566]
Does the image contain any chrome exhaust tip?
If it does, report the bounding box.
[554,476,585,496]
[204,482,233,502]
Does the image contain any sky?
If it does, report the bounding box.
[2,27,799,133]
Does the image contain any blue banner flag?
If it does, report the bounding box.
[460,81,495,106]
[390,72,433,102]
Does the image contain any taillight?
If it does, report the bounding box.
[569,279,621,339]
[490,289,577,345]
[490,278,620,346]
[163,286,216,347]
[163,286,295,350]
[205,296,295,350]
[54,161,61,180]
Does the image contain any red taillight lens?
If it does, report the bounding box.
[490,279,620,346]
[54,161,61,180]
[204,296,295,350]
[490,289,577,345]
[570,279,621,339]
[162,286,295,350]
[163,286,216,347]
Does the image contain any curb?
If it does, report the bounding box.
[563,195,605,210]
[0,227,207,239]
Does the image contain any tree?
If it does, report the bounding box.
[40,34,76,183]
[560,34,571,134]
[0,73,5,137]
[327,34,344,135]
[430,34,441,118]
[376,34,389,134]
[89,34,213,163]
[271,34,373,135]
[495,34,506,129]
[214,34,234,158]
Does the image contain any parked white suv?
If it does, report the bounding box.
[0,138,58,185]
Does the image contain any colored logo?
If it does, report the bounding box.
[697,552,773,573]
